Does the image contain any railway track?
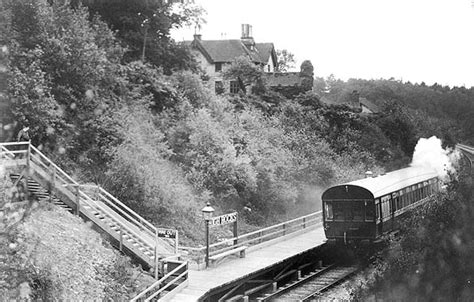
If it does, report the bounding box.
[256,263,358,301]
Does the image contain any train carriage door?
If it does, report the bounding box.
[389,194,394,230]
[375,198,382,236]
[392,192,399,229]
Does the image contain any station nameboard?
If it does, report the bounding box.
[157,228,177,239]
[209,212,237,227]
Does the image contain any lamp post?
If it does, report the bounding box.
[201,202,215,268]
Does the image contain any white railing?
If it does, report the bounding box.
[2,142,325,301]
[179,211,322,261]
[0,142,176,275]
[131,261,188,302]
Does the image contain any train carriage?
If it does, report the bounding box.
[322,166,439,244]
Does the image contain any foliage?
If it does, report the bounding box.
[223,56,265,94]
[316,76,470,144]
[103,102,205,242]
[276,49,295,72]
[0,172,148,300]
[299,60,314,91]
[6,0,126,175]
[80,0,203,73]
[353,172,474,301]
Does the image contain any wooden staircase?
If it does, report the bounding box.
[0,142,176,276]
[10,173,72,212]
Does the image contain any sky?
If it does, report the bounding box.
[171,0,474,88]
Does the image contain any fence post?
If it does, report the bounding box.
[233,220,238,246]
[25,143,30,201]
[75,186,80,215]
[155,229,159,279]
[50,167,56,203]
[26,143,31,170]
[303,217,306,229]
[283,224,286,236]
[119,225,123,252]
[175,231,179,255]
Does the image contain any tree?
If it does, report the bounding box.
[299,60,314,91]
[6,0,126,171]
[223,56,265,94]
[80,0,204,73]
[276,49,295,72]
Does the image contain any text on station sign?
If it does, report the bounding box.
[209,212,237,226]
[157,228,177,238]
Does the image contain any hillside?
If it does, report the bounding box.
[0,184,154,299]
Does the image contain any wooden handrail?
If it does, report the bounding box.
[0,143,170,259]
[0,141,30,146]
[131,261,188,301]
[27,143,159,244]
[29,145,78,185]
[99,187,157,234]
[179,211,322,255]
[77,191,157,253]
[145,270,188,301]
[97,192,156,238]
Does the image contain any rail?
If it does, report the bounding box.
[457,143,474,153]
[131,261,188,302]
[180,211,322,260]
[457,144,474,169]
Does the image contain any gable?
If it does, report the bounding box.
[188,39,276,66]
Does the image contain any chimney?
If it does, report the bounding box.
[351,90,360,108]
[241,24,255,49]
[193,34,202,41]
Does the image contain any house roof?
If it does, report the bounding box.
[265,72,301,87]
[359,97,381,113]
[188,39,275,65]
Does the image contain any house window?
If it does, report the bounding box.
[215,81,224,95]
[215,62,222,72]
[230,81,239,94]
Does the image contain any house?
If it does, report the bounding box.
[320,91,381,114]
[186,24,278,94]
[359,97,380,114]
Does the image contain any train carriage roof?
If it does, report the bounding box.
[347,166,438,198]
[323,166,439,200]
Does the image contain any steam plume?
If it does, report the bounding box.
[410,136,459,179]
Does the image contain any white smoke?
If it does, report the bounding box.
[410,136,460,179]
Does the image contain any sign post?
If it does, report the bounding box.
[201,203,215,269]
[157,228,179,255]
[208,212,237,227]
[208,212,239,246]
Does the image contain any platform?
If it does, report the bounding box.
[171,226,326,301]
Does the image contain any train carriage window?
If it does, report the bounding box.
[381,195,391,218]
[333,202,344,221]
[325,202,333,221]
[375,199,380,220]
[403,188,409,207]
[365,201,375,222]
[393,192,401,210]
[352,203,364,221]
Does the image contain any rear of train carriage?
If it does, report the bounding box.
[322,175,439,244]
